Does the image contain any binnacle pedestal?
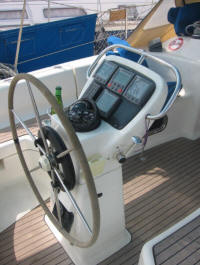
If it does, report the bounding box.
[46,157,131,265]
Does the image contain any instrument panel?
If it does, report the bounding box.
[82,60,155,129]
[94,61,118,85]
[107,67,134,94]
[124,75,155,106]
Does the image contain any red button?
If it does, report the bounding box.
[108,83,112,87]
[117,88,123,93]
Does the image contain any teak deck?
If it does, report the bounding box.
[153,214,200,265]
[1,125,200,265]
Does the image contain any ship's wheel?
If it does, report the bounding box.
[8,73,100,248]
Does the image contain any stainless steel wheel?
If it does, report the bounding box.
[8,73,100,248]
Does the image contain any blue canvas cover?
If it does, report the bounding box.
[0,14,97,72]
[168,3,200,35]
[107,36,148,67]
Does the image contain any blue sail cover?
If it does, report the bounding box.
[0,14,97,72]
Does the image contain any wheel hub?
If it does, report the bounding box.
[38,155,51,172]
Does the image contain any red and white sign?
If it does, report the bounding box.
[168,37,184,51]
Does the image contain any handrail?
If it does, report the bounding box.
[87,44,182,121]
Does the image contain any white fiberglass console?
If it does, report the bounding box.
[80,54,167,159]
[46,45,181,265]
[53,54,169,160]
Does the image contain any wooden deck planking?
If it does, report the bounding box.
[99,138,200,265]
[1,124,200,265]
[0,115,48,144]
[154,215,200,265]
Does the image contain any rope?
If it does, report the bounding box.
[15,31,131,66]
[185,21,200,37]
[17,40,95,65]
[14,0,26,72]
[0,63,16,80]
[16,33,120,66]
[47,0,50,22]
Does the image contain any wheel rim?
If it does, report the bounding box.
[8,73,100,248]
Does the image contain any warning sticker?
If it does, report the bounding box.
[168,37,184,51]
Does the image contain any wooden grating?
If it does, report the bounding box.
[1,134,200,264]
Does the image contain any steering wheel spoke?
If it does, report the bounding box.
[56,148,74,159]
[11,109,36,142]
[53,167,92,235]
[26,80,50,155]
[50,169,63,226]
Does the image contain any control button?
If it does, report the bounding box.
[117,88,123,94]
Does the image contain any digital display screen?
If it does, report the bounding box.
[125,76,154,106]
[95,61,117,84]
[96,89,120,118]
[111,68,134,87]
